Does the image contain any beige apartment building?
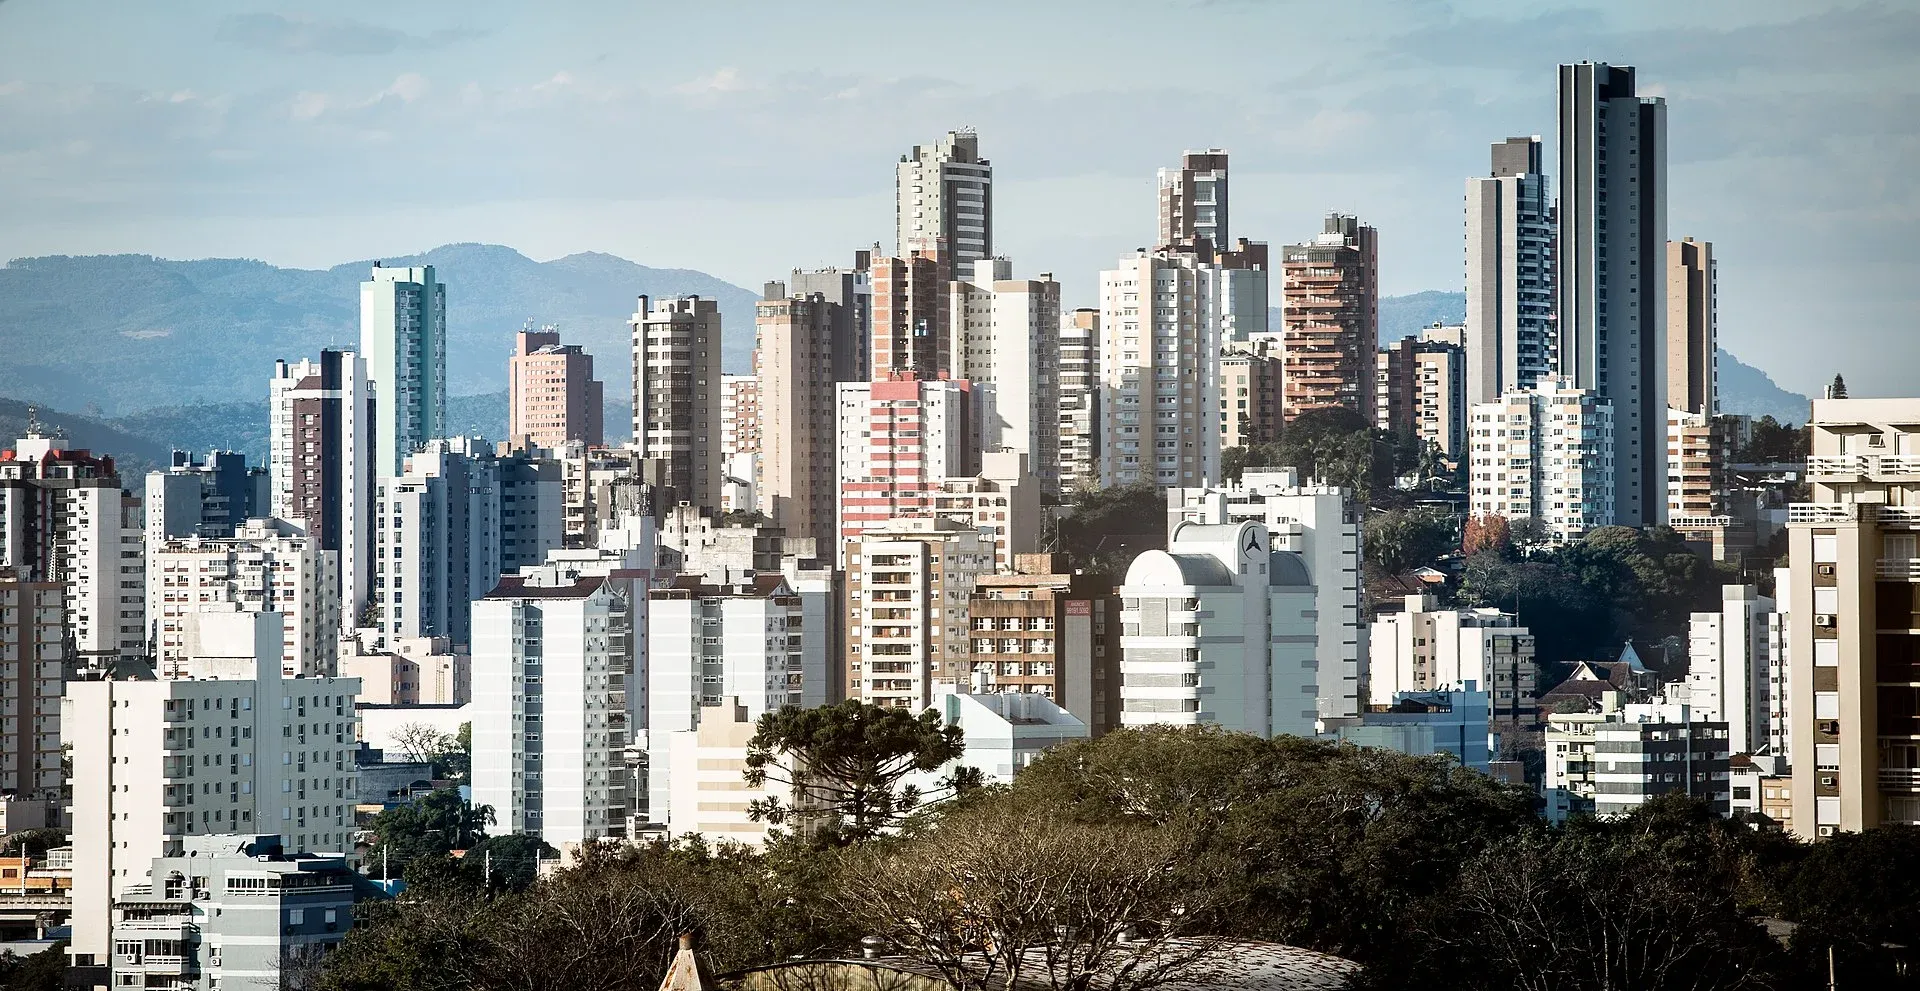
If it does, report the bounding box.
[755,291,843,555]
[965,554,1122,736]
[1376,325,1467,460]
[631,295,723,511]
[508,325,604,451]
[1220,342,1282,451]
[1786,397,1920,838]
[844,517,997,712]
[1665,237,1717,416]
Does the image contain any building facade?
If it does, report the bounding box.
[1375,328,1467,459]
[270,350,375,629]
[965,554,1121,736]
[896,129,991,284]
[1687,584,1775,756]
[1665,237,1717,416]
[1468,383,1616,542]
[1280,213,1379,423]
[360,265,445,477]
[1464,136,1557,405]
[0,571,65,801]
[508,325,605,451]
[1369,594,1539,729]
[1157,149,1230,251]
[631,295,723,511]
[844,517,997,712]
[948,260,1062,494]
[1220,343,1283,451]
[1097,252,1227,488]
[755,289,850,556]
[0,432,144,666]
[145,451,269,543]
[1056,308,1100,494]
[147,518,341,678]
[833,377,975,562]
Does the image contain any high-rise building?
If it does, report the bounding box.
[1666,408,1722,520]
[144,451,269,543]
[925,450,1041,572]
[508,325,604,451]
[834,377,975,561]
[719,373,761,461]
[869,245,950,380]
[1219,342,1283,452]
[1375,327,1467,459]
[270,351,376,630]
[1368,593,1538,729]
[1468,383,1616,542]
[64,611,360,975]
[1281,213,1379,423]
[754,288,849,555]
[1666,237,1717,416]
[948,259,1062,493]
[1118,521,1319,738]
[1157,150,1230,252]
[1097,251,1228,488]
[896,130,991,284]
[1168,469,1366,722]
[1687,584,1774,756]
[0,430,144,666]
[0,570,65,801]
[360,265,445,477]
[1464,136,1557,405]
[471,566,628,844]
[1558,62,1668,526]
[1056,308,1101,494]
[147,518,341,678]
[964,553,1122,736]
[786,255,873,383]
[844,517,997,712]
[1786,396,1920,837]
[631,295,723,511]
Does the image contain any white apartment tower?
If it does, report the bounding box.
[896,129,991,283]
[949,259,1062,496]
[631,295,723,511]
[270,350,376,629]
[1558,62,1668,525]
[1368,593,1539,728]
[1118,521,1319,739]
[1097,252,1227,489]
[1057,309,1100,494]
[1687,584,1775,756]
[1168,469,1365,721]
[65,611,359,973]
[1464,136,1556,405]
[147,517,341,678]
[1468,382,1616,542]
[844,517,997,712]
[359,265,445,477]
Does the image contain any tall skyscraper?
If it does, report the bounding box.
[948,259,1063,494]
[1280,214,1379,423]
[1464,136,1557,405]
[1097,251,1227,488]
[755,287,848,555]
[1666,237,1717,415]
[869,245,950,379]
[896,130,991,284]
[1558,62,1668,525]
[1157,150,1230,251]
[270,350,375,633]
[787,254,873,383]
[1056,309,1101,494]
[360,265,445,477]
[508,325,605,451]
[631,295,723,511]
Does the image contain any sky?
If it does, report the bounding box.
[1,0,1916,398]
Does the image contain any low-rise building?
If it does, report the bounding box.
[1338,686,1493,774]
[1368,594,1538,728]
[1546,693,1730,820]
[338,633,470,705]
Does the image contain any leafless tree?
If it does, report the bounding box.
[389,722,456,766]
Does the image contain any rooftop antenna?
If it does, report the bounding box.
[25,405,41,438]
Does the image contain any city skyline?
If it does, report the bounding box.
[0,1,1914,399]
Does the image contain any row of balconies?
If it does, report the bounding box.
[1807,455,1920,478]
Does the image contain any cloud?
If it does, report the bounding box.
[672,68,751,96]
[216,13,482,56]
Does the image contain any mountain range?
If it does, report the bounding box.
[0,246,1809,462]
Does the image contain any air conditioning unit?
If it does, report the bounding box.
[1818,720,1840,735]
[1814,614,1837,628]
[1820,775,1837,787]
[1818,825,1836,837]
[1817,564,1836,577]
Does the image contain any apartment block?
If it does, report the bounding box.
[925,451,1040,572]
[948,260,1062,494]
[1546,694,1729,820]
[755,288,850,555]
[1118,521,1319,738]
[844,517,997,712]
[1339,686,1494,774]
[1687,584,1775,756]
[834,377,975,561]
[660,699,789,846]
[1220,342,1283,451]
[1468,382,1616,542]
[1056,308,1100,494]
[964,554,1121,736]
[785,259,873,383]
[1369,593,1538,728]
[1464,136,1556,405]
[65,611,359,973]
[270,350,376,628]
[557,443,653,548]
[1280,213,1379,423]
[1666,237,1717,416]
[360,265,445,477]
[896,129,991,284]
[1157,149,1230,252]
[508,325,604,451]
[1375,327,1467,459]
[144,451,268,543]
[0,571,66,801]
[1097,251,1227,488]
[1786,397,1920,837]
[631,295,723,511]
[147,518,341,678]
[1667,408,1723,520]
[338,633,469,706]
[869,245,951,379]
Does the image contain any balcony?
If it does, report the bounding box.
[1809,455,1920,479]
[1878,559,1920,579]
[1879,506,1920,529]
[1880,768,1920,794]
[1788,503,1856,524]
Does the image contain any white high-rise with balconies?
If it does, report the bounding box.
[147,517,340,679]
[1468,382,1616,542]
[1687,584,1775,757]
[896,129,991,283]
[1097,252,1227,489]
[1464,136,1556,405]
[360,265,445,477]
[949,259,1062,496]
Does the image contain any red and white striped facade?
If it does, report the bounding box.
[834,375,974,565]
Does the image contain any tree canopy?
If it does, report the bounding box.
[744,699,969,843]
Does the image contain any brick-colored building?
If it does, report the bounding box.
[1281,213,1378,423]
[965,554,1122,736]
[508,325,604,451]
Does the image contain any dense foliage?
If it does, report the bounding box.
[1729,415,1810,465]
[744,699,971,843]
[0,944,67,991]
[1055,482,1167,577]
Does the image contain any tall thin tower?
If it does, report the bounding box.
[360,264,446,477]
[1464,136,1556,405]
[896,130,992,284]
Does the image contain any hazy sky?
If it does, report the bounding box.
[2,0,1915,397]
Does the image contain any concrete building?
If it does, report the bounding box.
[360,265,445,477]
[1667,408,1722,520]
[270,350,376,629]
[1767,565,1793,763]
[1220,342,1283,451]
[964,554,1121,736]
[926,451,1040,572]
[508,325,604,451]
[1786,396,1920,837]
[902,691,1090,801]
[1468,382,1616,542]
[105,835,355,991]
[844,517,998,712]
[471,566,629,845]
[719,373,760,462]
[64,611,359,974]
[1168,469,1365,722]
[1097,251,1227,488]
[868,244,951,380]
[144,451,268,543]
[1375,328,1467,459]
[785,259,872,383]
[1118,521,1319,738]
[1464,136,1557,405]
[338,634,469,706]
[1665,237,1717,416]
[631,295,723,511]
[1280,214,1379,423]
[147,518,340,678]
[1368,594,1538,729]
[0,571,65,802]
[754,287,852,555]
[834,377,976,562]
[658,698,789,847]
[1687,584,1775,756]
[1545,694,1730,820]
[1056,308,1100,494]
[1339,686,1494,774]
[1157,150,1230,252]
[1558,62,1668,526]
[949,260,1062,494]
[557,443,653,548]
[896,129,991,284]
[0,431,144,667]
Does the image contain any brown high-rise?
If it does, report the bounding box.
[869,242,950,380]
[965,554,1122,736]
[508,325,605,451]
[755,284,853,556]
[1665,237,1717,415]
[1157,149,1230,252]
[1281,213,1379,423]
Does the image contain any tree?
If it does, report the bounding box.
[1506,516,1549,552]
[1777,825,1920,987]
[1056,483,1166,577]
[744,699,967,843]
[1364,508,1457,575]
[1461,513,1513,558]
[831,796,1243,991]
[366,788,493,873]
[465,833,561,894]
[0,942,67,991]
[386,722,470,782]
[0,828,67,858]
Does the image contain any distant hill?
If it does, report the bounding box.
[1717,349,1809,425]
[0,397,173,478]
[0,244,760,416]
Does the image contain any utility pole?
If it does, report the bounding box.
[381,845,389,882]
[484,849,491,887]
